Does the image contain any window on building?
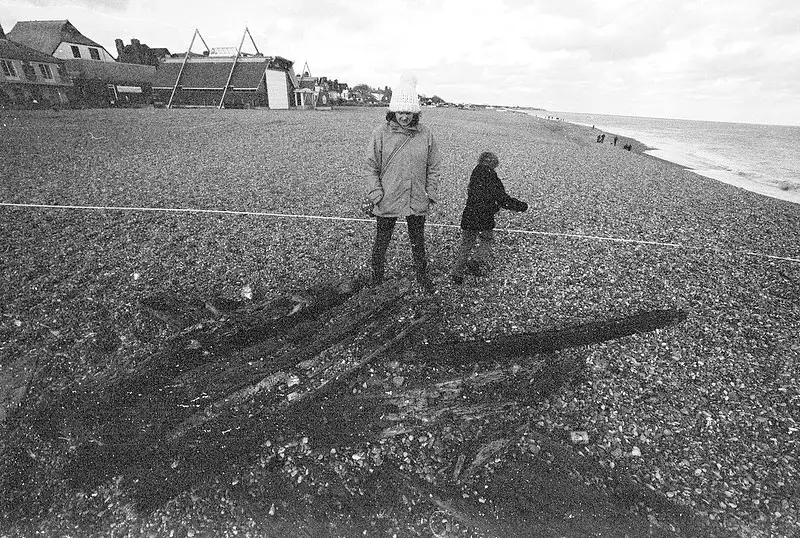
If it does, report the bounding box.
[1,59,18,78]
[71,45,81,58]
[89,48,101,60]
[38,64,54,79]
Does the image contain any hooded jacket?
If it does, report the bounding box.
[365,120,442,217]
[460,164,528,230]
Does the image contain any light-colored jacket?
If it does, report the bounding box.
[365,121,442,217]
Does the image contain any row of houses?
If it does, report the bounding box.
[1,20,156,108]
[0,20,348,110]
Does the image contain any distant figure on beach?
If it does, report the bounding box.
[450,151,528,285]
[623,143,632,151]
[613,136,618,146]
[597,134,602,143]
[364,73,442,293]
[600,133,606,143]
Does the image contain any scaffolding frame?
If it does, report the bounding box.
[218,27,260,109]
[167,29,211,109]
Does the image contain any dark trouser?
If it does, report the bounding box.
[372,215,427,280]
[451,229,494,278]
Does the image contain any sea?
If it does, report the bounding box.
[526,110,800,205]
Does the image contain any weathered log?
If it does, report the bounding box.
[419,309,687,365]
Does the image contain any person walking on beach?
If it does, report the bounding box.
[364,73,442,293]
[450,151,528,285]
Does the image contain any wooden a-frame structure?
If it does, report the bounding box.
[167,27,261,109]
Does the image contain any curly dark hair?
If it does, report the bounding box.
[478,151,499,168]
[386,111,420,127]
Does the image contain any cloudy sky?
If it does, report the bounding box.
[4,0,799,125]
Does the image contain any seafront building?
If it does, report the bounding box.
[1,19,352,110]
[152,54,298,109]
[151,27,298,109]
[0,22,72,107]
[6,19,155,107]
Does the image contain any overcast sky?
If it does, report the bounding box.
[4,0,799,125]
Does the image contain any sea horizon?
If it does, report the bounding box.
[525,108,800,128]
[525,110,800,205]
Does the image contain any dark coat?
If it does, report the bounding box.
[459,164,528,230]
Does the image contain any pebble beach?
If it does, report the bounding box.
[1,106,798,536]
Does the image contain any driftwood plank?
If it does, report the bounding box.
[419,309,687,365]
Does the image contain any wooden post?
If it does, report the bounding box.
[246,26,260,56]
[219,27,253,109]
[167,29,198,109]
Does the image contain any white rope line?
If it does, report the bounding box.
[490,226,800,264]
[487,225,683,248]
[0,202,370,223]
[2,201,799,264]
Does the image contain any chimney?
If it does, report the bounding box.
[0,23,6,40]
[115,38,124,54]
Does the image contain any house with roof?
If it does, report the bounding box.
[8,20,155,107]
[295,66,321,109]
[294,63,335,110]
[152,28,298,110]
[326,78,348,103]
[0,22,72,107]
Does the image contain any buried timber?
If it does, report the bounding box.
[1,277,726,536]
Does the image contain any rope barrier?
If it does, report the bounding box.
[2,201,799,264]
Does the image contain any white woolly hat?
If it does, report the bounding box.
[389,73,421,113]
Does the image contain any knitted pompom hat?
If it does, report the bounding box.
[389,73,421,113]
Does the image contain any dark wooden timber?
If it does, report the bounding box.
[1,277,687,517]
[420,309,687,365]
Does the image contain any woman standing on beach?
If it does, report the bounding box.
[364,73,442,292]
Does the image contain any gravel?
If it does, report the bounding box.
[0,106,798,537]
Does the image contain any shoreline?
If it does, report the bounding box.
[524,110,800,206]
